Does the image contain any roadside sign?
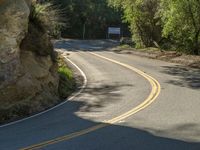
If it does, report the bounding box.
[108,27,121,35]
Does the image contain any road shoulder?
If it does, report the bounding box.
[110,46,200,69]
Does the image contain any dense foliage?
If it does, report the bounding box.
[108,0,200,55]
[159,0,200,55]
[108,0,162,48]
[50,0,123,39]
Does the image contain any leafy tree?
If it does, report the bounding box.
[159,0,200,55]
[108,0,162,48]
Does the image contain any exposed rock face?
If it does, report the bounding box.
[0,0,59,122]
[0,0,30,85]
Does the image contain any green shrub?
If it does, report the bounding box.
[58,65,76,99]
[58,66,73,80]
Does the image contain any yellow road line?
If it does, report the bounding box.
[89,52,160,124]
[21,52,161,150]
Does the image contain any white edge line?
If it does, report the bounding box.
[0,56,87,128]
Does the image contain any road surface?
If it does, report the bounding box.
[0,40,200,150]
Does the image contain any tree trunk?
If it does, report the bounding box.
[82,22,86,40]
[194,30,200,55]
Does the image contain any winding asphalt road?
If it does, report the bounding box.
[0,40,200,150]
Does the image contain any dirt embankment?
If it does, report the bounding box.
[112,46,200,69]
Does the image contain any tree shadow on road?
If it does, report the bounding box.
[1,80,200,150]
[16,99,200,150]
[78,82,133,112]
[161,65,200,89]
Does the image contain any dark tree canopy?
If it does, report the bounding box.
[50,0,124,39]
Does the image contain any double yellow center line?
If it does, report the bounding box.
[21,52,161,150]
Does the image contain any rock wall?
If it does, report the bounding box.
[0,0,29,86]
[0,0,59,122]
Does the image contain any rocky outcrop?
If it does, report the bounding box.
[0,0,59,123]
[0,0,30,85]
